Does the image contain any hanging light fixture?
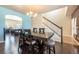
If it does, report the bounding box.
[26,11,38,18]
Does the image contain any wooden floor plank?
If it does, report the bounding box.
[0,34,79,54]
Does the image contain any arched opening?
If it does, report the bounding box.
[5,15,22,29]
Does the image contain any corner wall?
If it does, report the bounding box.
[43,7,72,37]
[0,7,31,41]
[32,7,72,37]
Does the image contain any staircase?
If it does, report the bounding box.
[42,17,63,44]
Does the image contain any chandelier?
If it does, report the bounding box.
[26,11,38,18]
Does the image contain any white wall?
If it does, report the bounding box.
[42,7,72,37]
[32,7,72,37]
[32,14,44,28]
[31,7,72,42]
[31,14,53,32]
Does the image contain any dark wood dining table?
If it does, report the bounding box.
[30,31,54,53]
[18,29,54,54]
[31,31,54,41]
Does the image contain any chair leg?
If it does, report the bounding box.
[48,46,51,54]
[76,35,77,40]
[18,44,20,53]
[32,45,34,54]
[18,47,20,54]
[48,46,55,54]
[53,46,55,54]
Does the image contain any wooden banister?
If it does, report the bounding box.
[43,17,63,44]
[43,23,61,37]
[43,17,62,29]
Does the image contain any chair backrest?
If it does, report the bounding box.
[39,28,45,34]
[33,28,37,33]
[20,29,31,37]
[24,29,31,35]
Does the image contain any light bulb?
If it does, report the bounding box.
[33,13,38,17]
[30,11,33,15]
[27,13,29,16]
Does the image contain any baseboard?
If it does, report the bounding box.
[63,35,72,38]
[0,41,5,43]
[72,36,79,45]
[63,35,79,45]
[53,35,72,43]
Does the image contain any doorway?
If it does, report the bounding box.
[72,17,77,38]
[4,15,22,41]
[5,15,22,29]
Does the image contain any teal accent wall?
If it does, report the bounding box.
[0,7,31,41]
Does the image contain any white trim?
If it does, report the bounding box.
[0,41,5,43]
[63,35,72,38]
[5,15,22,21]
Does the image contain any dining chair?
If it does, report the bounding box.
[18,29,39,54]
[18,33,25,54]
[43,33,55,54]
[47,39,55,54]
[33,28,38,33]
[18,29,31,54]
[39,28,45,34]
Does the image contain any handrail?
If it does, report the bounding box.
[43,23,61,37]
[43,17,63,44]
[43,17,62,29]
[48,33,54,39]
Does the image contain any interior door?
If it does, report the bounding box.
[75,17,79,41]
[76,17,79,35]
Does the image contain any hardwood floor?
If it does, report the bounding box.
[4,34,19,54]
[0,34,79,54]
[55,42,79,54]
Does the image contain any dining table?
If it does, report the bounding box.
[31,31,54,40]
[30,31,54,53]
[18,29,54,54]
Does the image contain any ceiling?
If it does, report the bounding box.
[66,5,78,16]
[1,5,66,15]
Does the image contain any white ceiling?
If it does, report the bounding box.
[1,5,66,14]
